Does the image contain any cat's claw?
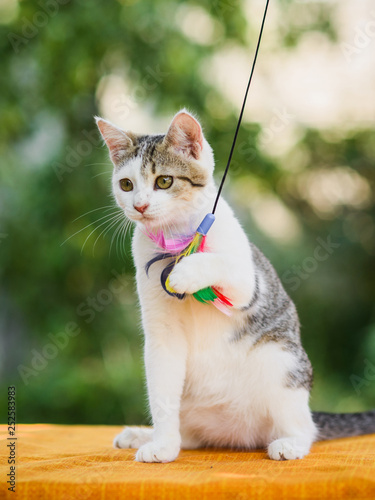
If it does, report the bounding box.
[135,440,180,463]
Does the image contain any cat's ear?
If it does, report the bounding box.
[95,117,134,164]
[164,110,203,160]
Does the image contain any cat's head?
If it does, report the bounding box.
[96,110,214,231]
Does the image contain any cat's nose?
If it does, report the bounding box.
[134,203,149,214]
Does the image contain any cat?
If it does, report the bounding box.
[96,110,375,463]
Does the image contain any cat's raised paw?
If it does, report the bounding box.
[135,439,180,463]
[113,426,153,449]
[268,437,310,460]
[168,256,205,295]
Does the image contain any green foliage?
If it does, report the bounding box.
[0,0,374,425]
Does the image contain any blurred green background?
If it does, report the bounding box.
[1,0,374,426]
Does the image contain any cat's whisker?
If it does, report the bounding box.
[92,212,125,255]
[117,218,131,259]
[109,219,124,256]
[71,205,115,223]
[80,213,124,254]
[84,162,112,167]
[109,216,127,257]
[117,220,129,259]
[116,219,133,256]
[61,210,121,247]
[91,170,113,179]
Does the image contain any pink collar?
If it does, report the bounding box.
[143,228,195,254]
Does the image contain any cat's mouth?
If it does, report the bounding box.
[126,209,172,229]
[129,212,155,224]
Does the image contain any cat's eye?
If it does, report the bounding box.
[119,178,133,192]
[155,175,173,190]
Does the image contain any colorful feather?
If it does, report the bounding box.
[145,214,233,315]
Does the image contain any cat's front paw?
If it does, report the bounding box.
[168,256,207,295]
[135,439,180,463]
[114,426,153,449]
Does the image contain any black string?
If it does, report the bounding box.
[211,0,270,214]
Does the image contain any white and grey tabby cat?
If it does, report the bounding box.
[96,110,375,463]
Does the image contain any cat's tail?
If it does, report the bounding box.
[312,410,375,440]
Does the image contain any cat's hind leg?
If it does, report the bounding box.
[180,428,204,450]
[113,426,153,449]
[267,388,317,461]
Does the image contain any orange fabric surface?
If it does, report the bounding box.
[0,425,374,500]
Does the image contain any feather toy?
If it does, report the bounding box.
[145,214,233,315]
[145,0,269,315]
